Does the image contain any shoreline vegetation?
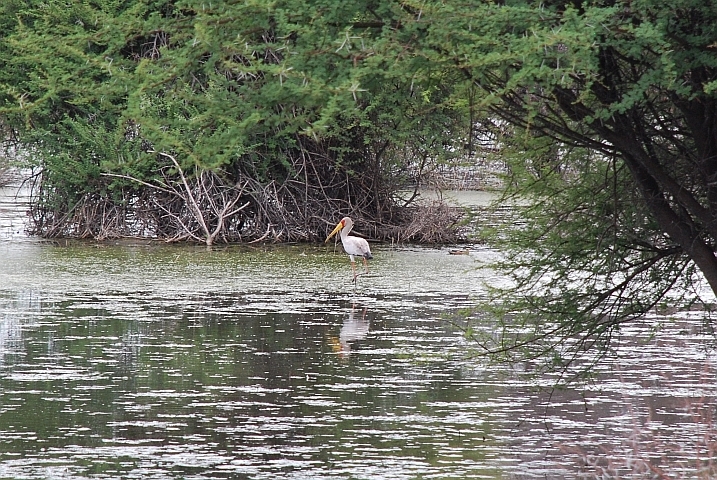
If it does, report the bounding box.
[2,162,503,246]
[23,168,479,246]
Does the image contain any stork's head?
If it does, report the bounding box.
[325,217,352,243]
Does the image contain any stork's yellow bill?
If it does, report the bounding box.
[325,219,346,243]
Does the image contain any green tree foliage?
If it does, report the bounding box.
[0,0,467,243]
[408,0,717,374]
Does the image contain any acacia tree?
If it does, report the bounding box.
[401,0,717,372]
[0,0,467,244]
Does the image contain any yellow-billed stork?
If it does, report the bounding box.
[325,216,373,280]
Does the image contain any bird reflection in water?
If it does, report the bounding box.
[329,303,370,358]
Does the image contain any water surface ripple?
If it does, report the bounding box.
[1,184,717,479]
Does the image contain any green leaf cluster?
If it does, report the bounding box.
[0,0,470,230]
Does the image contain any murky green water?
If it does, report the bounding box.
[2,182,717,479]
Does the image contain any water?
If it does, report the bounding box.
[1,180,717,479]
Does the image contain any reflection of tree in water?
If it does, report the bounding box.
[0,292,44,366]
[559,356,717,479]
[329,303,370,358]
